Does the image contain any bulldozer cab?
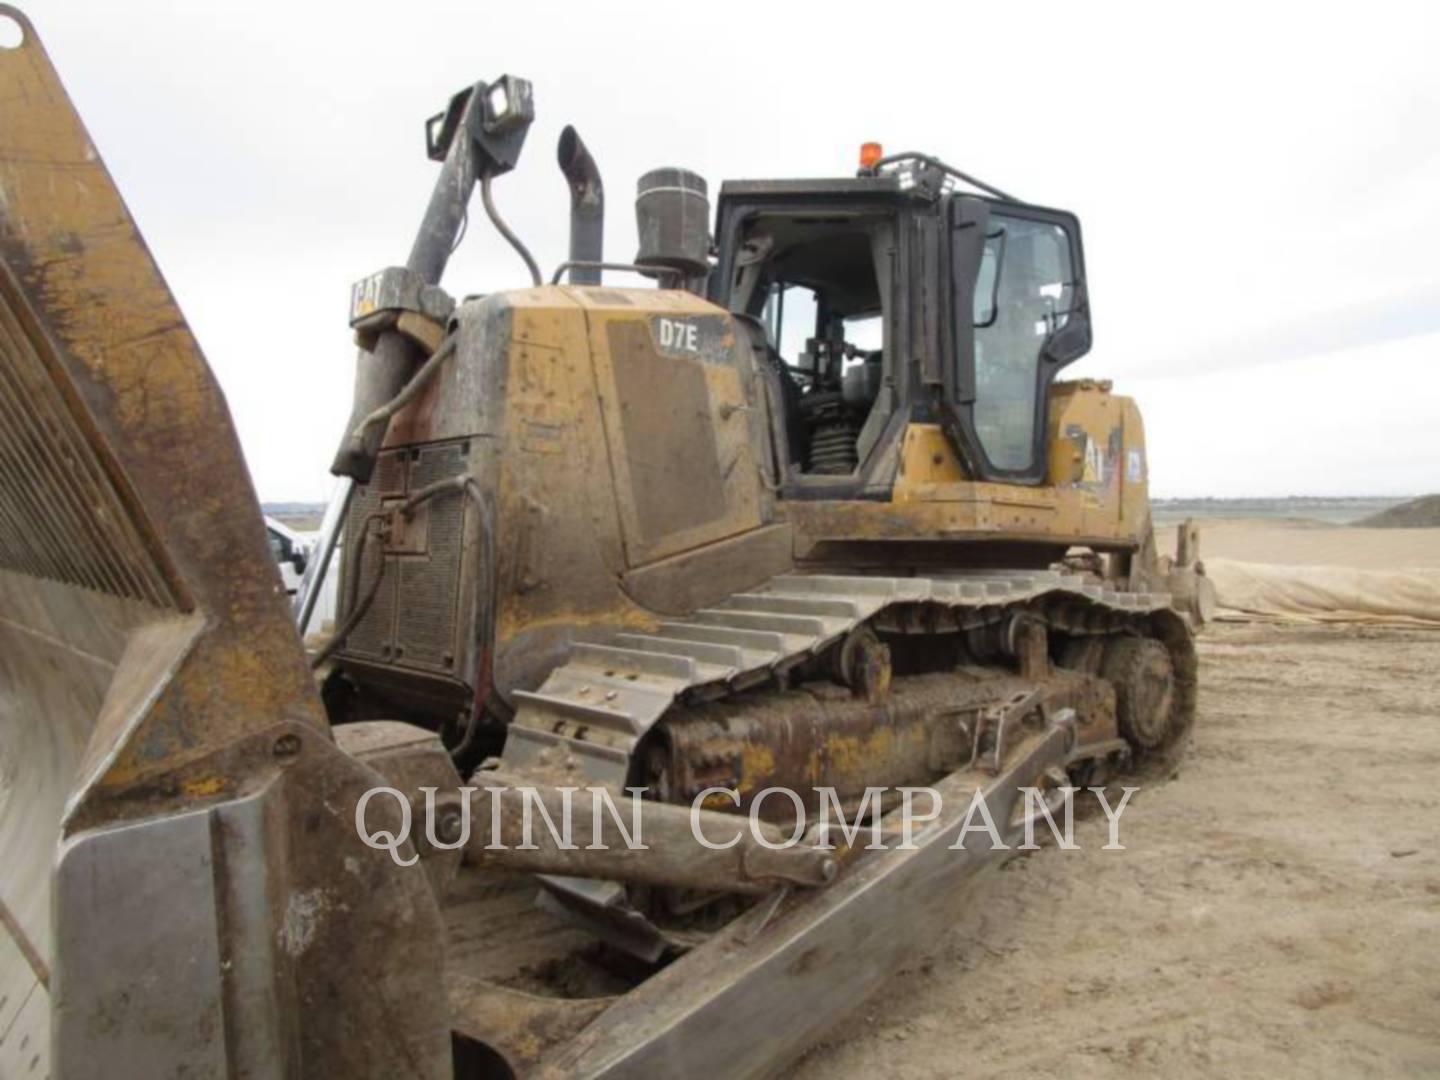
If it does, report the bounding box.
[713,161,1091,494]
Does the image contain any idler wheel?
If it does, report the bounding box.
[1101,637,1177,751]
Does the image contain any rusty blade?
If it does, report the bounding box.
[0,9,448,1077]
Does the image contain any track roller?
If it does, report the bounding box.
[1100,637,1177,751]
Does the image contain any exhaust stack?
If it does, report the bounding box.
[557,125,604,284]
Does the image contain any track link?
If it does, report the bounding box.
[502,570,1196,784]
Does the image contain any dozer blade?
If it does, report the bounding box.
[0,9,449,1076]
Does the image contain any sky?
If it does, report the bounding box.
[17,0,1440,501]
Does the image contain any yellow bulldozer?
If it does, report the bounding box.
[0,9,1198,1077]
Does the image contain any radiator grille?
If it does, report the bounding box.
[395,447,468,669]
[339,441,469,673]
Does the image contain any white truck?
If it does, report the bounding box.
[263,515,313,595]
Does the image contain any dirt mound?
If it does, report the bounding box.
[1356,494,1440,528]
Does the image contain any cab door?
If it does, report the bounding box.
[944,196,1093,485]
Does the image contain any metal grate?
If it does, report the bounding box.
[395,444,467,670]
[340,452,405,660]
[0,281,177,608]
[338,442,469,672]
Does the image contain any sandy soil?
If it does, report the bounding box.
[1156,520,1440,570]
[794,621,1440,1078]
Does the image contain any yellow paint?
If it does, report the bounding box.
[490,287,780,647]
[495,603,656,643]
[820,379,1150,551]
[738,742,776,794]
[182,774,227,798]
[824,730,879,779]
[896,424,968,488]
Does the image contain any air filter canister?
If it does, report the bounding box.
[635,167,710,278]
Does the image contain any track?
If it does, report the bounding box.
[501,569,1196,785]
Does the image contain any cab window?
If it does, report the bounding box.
[970,214,1075,471]
[730,212,893,477]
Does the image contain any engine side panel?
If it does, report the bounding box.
[336,287,788,709]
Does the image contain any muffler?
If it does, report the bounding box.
[556,125,604,284]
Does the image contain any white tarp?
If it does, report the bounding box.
[1205,557,1440,627]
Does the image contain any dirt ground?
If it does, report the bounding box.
[794,620,1440,1078]
[1156,520,1440,570]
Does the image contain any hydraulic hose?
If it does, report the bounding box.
[481,174,542,287]
[309,513,386,669]
[347,333,459,448]
[450,478,498,761]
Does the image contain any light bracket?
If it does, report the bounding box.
[424,75,534,178]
